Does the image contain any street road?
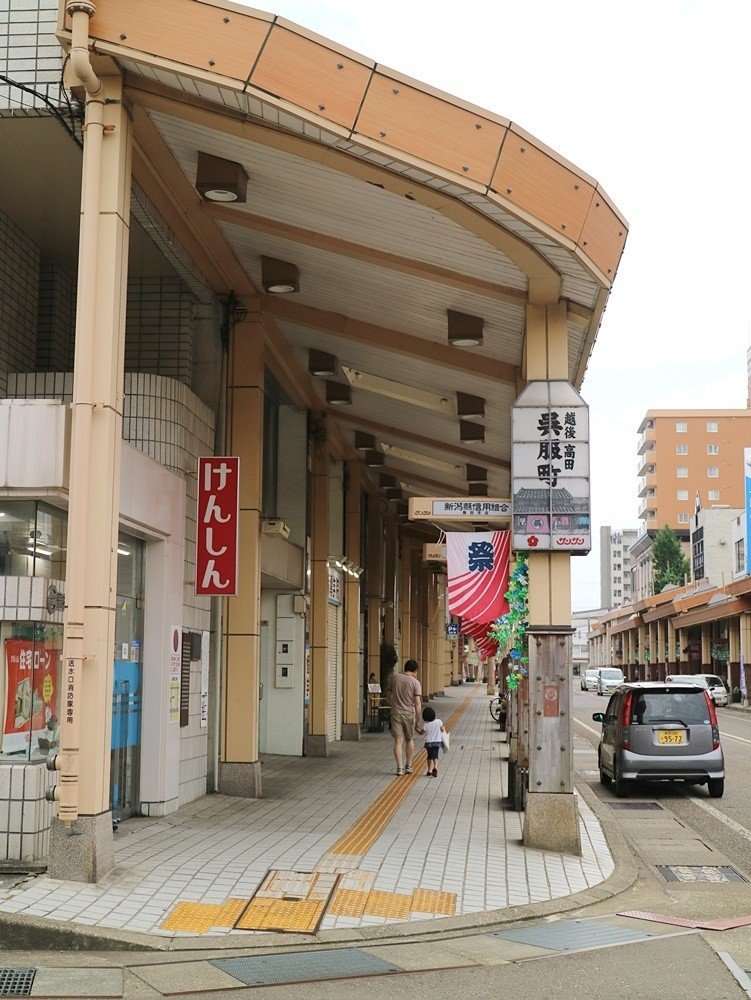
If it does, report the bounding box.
[573,689,751,881]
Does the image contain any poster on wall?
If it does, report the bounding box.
[169,626,181,724]
[2,639,59,755]
[200,629,210,728]
[511,380,591,553]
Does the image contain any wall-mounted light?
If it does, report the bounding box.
[456,392,485,419]
[460,420,485,443]
[309,350,337,376]
[196,151,248,203]
[448,309,483,347]
[326,381,352,405]
[262,256,299,294]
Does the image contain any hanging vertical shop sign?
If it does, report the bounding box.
[446,531,510,623]
[511,380,591,553]
[196,456,240,595]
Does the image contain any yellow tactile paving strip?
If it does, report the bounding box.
[411,888,456,915]
[330,686,481,856]
[327,887,457,920]
[160,898,247,933]
[235,897,325,933]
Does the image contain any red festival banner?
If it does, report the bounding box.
[196,456,240,596]
[3,639,59,755]
[446,531,510,624]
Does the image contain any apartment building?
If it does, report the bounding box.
[599,526,638,608]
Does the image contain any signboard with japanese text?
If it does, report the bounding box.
[744,449,751,576]
[200,629,210,728]
[327,567,342,606]
[196,457,240,595]
[511,380,591,553]
[169,626,181,724]
[2,639,59,755]
[409,498,510,520]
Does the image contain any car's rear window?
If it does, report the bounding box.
[601,669,623,680]
[630,690,710,725]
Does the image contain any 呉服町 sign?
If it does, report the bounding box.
[196,457,239,595]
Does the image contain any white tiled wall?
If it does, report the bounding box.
[0,761,56,862]
[0,0,64,114]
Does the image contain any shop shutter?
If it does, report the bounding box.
[327,601,342,740]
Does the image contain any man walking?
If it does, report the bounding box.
[387,660,423,775]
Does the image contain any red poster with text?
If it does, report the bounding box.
[195,456,240,595]
[3,639,58,755]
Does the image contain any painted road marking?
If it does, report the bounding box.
[574,718,601,739]
[720,731,751,746]
[688,797,751,846]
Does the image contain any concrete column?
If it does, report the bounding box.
[305,413,330,756]
[399,539,411,663]
[218,308,264,796]
[383,515,397,649]
[740,613,751,705]
[522,300,580,855]
[342,460,362,741]
[729,617,741,693]
[366,493,383,692]
[50,74,131,882]
[678,628,689,672]
[701,623,712,671]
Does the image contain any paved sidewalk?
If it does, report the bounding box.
[0,685,612,940]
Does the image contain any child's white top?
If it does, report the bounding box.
[423,719,444,743]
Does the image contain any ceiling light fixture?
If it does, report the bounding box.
[117,546,131,556]
[380,443,464,476]
[28,545,53,558]
[355,431,376,451]
[325,381,352,406]
[308,350,337,377]
[364,450,385,467]
[460,420,485,443]
[195,151,248,203]
[468,482,489,497]
[466,464,488,483]
[262,256,299,294]
[456,392,486,419]
[447,309,484,347]
[341,366,453,415]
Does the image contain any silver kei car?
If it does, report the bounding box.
[596,667,624,696]
[593,681,725,798]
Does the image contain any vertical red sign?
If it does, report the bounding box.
[196,456,239,596]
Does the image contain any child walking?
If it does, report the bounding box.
[421,706,446,777]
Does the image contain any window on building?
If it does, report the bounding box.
[707,444,719,455]
[676,443,688,455]
[708,490,720,501]
[707,421,718,432]
[677,467,688,478]
[736,538,746,574]
[677,490,688,500]
[678,513,689,523]
[676,421,687,433]
[707,467,719,478]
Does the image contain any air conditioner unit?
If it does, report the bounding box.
[262,518,290,540]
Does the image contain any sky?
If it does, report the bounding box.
[240,0,750,609]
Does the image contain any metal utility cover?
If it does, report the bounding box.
[0,969,36,997]
[609,802,663,811]
[489,919,653,951]
[656,865,747,884]
[212,949,403,986]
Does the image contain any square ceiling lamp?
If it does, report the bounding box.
[468,482,489,497]
[309,350,337,376]
[460,420,485,443]
[355,431,376,450]
[325,381,352,405]
[364,450,384,467]
[262,256,299,294]
[466,464,487,483]
[456,392,485,419]
[379,474,398,489]
[447,309,483,347]
[195,151,248,203]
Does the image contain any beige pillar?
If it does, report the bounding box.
[49,73,131,882]
[342,460,362,741]
[366,494,383,694]
[740,613,751,705]
[701,623,712,670]
[305,413,331,756]
[383,515,397,649]
[678,627,689,671]
[399,540,411,664]
[522,301,580,855]
[218,308,263,796]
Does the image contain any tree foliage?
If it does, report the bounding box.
[652,525,690,594]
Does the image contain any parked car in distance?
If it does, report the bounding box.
[665,674,728,708]
[593,681,724,798]
[581,668,599,691]
[597,668,624,696]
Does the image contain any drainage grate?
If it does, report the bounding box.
[656,865,747,884]
[212,949,403,987]
[489,918,653,951]
[609,802,664,811]
[0,969,36,997]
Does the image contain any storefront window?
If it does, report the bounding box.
[0,500,67,580]
[0,621,63,762]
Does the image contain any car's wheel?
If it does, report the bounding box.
[708,778,724,799]
[599,752,611,787]
[613,759,630,798]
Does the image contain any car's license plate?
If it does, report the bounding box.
[657,730,686,745]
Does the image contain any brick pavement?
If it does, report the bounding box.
[0,685,612,937]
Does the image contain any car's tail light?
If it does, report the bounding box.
[704,691,720,750]
[620,691,633,749]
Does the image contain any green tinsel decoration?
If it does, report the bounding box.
[488,553,529,692]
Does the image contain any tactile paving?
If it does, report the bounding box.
[234,898,325,933]
[211,949,403,986]
[410,888,456,915]
[361,890,412,920]
[489,918,653,951]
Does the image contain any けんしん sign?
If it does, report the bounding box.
[195,457,239,595]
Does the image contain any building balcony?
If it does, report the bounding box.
[637,426,656,455]
[637,452,657,477]
[638,471,656,497]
